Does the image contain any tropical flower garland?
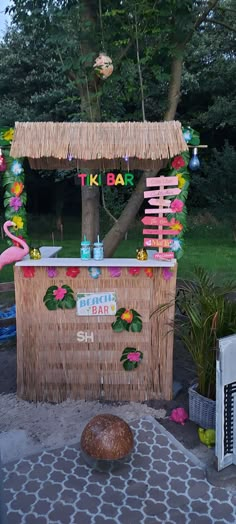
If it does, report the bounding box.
[0,127,28,246]
[163,126,200,260]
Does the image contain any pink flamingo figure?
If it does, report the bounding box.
[0,220,29,270]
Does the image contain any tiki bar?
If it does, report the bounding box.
[7,121,189,403]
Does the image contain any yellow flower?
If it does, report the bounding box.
[177,174,186,189]
[3,128,14,142]
[12,216,24,229]
[171,221,183,233]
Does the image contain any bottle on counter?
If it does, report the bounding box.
[80,236,91,260]
[93,236,104,260]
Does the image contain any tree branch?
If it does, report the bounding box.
[205,18,236,33]
[194,0,221,30]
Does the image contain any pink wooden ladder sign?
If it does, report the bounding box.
[154,252,174,260]
[142,217,175,226]
[143,229,181,236]
[148,199,171,206]
[144,188,181,198]
[144,238,172,248]
[146,176,178,187]
[145,208,174,214]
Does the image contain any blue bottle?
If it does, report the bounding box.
[80,236,91,260]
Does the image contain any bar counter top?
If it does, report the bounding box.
[16,256,176,268]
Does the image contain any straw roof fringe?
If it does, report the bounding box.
[10,121,188,170]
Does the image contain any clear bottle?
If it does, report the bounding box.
[93,240,104,260]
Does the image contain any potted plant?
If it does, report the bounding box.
[156,267,236,428]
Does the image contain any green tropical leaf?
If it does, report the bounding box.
[130,317,143,332]
[115,307,126,316]
[123,360,138,371]
[130,309,142,318]
[111,318,125,332]
[44,299,57,310]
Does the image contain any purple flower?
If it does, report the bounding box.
[9,196,23,212]
[47,267,57,278]
[162,267,173,281]
[108,267,121,277]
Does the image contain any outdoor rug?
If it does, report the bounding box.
[2,416,236,524]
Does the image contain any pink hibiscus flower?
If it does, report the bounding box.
[170,199,184,213]
[53,287,67,300]
[127,352,142,362]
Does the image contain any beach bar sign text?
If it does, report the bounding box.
[77,172,134,186]
[77,292,117,316]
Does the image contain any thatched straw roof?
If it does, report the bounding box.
[10,121,188,170]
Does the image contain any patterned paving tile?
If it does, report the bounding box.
[2,416,236,524]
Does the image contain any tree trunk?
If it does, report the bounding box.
[103,171,158,257]
[79,0,101,243]
[164,53,184,121]
[81,185,100,243]
[103,49,184,256]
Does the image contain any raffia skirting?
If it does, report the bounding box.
[14,265,177,403]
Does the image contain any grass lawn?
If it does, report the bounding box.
[0,215,235,283]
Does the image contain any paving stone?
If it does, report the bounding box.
[50,470,68,483]
[103,486,124,506]
[72,511,93,524]
[148,487,167,502]
[28,464,51,480]
[129,468,147,481]
[118,507,145,523]
[63,448,79,461]
[210,501,234,521]
[99,503,119,518]
[143,500,168,517]
[125,497,143,510]
[191,500,210,514]
[187,481,211,500]
[168,462,189,479]
[5,511,23,524]
[38,481,63,500]
[25,514,48,524]
[64,474,88,491]
[33,500,52,515]
[60,488,79,504]
[169,478,188,493]
[11,493,37,512]
[126,480,148,497]
[188,515,212,524]
[76,493,101,514]
[14,461,32,474]
[86,482,104,496]
[24,480,42,493]
[48,501,75,522]
[167,492,189,508]
[40,453,57,465]
[148,471,169,489]
[4,473,27,491]
[3,417,236,524]
[53,457,75,473]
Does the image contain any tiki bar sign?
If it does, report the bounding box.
[77,172,134,186]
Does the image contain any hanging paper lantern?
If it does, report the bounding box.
[0,149,7,172]
[93,53,113,79]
